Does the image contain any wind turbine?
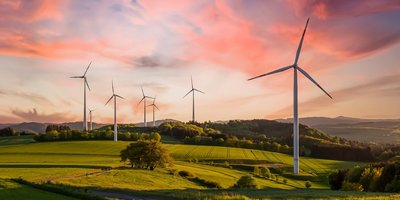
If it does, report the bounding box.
[105,81,125,142]
[70,61,92,131]
[147,96,159,127]
[138,86,154,127]
[183,76,204,122]
[248,18,332,175]
[88,108,95,131]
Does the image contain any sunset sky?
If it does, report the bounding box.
[0,0,400,124]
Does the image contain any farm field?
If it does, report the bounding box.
[0,179,75,200]
[0,141,359,174]
[0,139,387,199]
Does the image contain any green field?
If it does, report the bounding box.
[0,179,75,200]
[0,139,395,199]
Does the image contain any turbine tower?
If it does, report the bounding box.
[147,96,159,127]
[70,61,92,131]
[105,81,125,142]
[138,86,154,127]
[88,108,95,131]
[183,76,204,122]
[248,18,332,175]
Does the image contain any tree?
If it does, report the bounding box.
[259,167,271,179]
[232,175,257,189]
[305,181,312,189]
[149,132,161,142]
[120,140,172,170]
[253,166,260,176]
[0,127,17,136]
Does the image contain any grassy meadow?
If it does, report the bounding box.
[0,138,397,199]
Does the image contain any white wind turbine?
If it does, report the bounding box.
[88,108,95,131]
[138,86,154,127]
[105,81,125,142]
[147,96,160,127]
[248,18,332,175]
[183,76,204,122]
[70,61,92,131]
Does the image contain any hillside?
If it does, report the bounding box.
[276,116,400,144]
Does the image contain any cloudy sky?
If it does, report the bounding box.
[0,0,399,124]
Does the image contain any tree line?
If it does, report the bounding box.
[34,125,161,142]
[329,161,400,192]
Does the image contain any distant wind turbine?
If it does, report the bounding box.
[248,18,332,175]
[147,96,159,127]
[88,108,95,131]
[70,61,92,131]
[105,81,125,142]
[138,86,154,127]
[183,76,204,122]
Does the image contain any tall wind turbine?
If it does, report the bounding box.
[70,61,92,131]
[248,18,332,175]
[138,86,154,127]
[147,96,159,127]
[105,81,125,142]
[183,76,204,122]
[88,108,95,131]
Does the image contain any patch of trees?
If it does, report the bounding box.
[310,145,374,162]
[120,140,172,170]
[232,175,257,189]
[329,162,400,192]
[34,125,161,142]
[0,127,17,136]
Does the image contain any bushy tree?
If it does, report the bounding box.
[232,175,257,189]
[0,127,17,136]
[305,181,312,189]
[341,181,363,191]
[259,167,271,179]
[120,140,172,170]
[328,169,348,190]
[149,132,161,141]
[253,166,260,176]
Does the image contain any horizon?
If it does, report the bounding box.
[1,0,400,124]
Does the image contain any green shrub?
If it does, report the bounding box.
[341,181,363,191]
[305,181,312,189]
[232,175,257,189]
[178,170,194,177]
[259,167,271,178]
[189,177,222,189]
[283,179,288,184]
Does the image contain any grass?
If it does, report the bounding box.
[0,141,360,174]
[0,179,76,200]
[0,135,35,146]
[0,140,375,199]
[57,168,203,190]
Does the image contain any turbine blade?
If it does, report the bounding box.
[191,76,194,89]
[105,95,113,105]
[85,78,91,91]
[248,65,294,81]
[112,80,115,95]
[294,18,309,64]
[154,104,160,110]
[183,89,194,98]
[141,86,145,97]
[145,96,155,99]
[194,89,205,94]
[138,97,145,105]
[83,61,92,76]
[70,76,83,78]
[153,96,156,104]
[297,66,333,99]
[116,94,125,99]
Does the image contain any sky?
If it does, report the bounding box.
[0,0,400,124]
